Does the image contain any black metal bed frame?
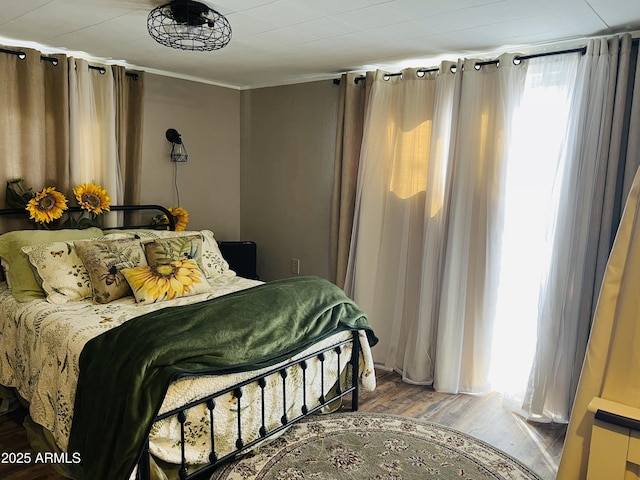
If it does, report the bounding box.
[136,333,361,480]
[0,204,363,479]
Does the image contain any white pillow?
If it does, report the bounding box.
[22,233,133,304]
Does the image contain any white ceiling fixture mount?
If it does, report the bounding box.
[147,0,231,52]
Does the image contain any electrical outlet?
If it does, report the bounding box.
[291,258,300,275]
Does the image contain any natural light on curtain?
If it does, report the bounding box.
[490,55,579,400]
[389,119,445,217]
[390,120,431,198]
[346,65,455,384]
[347,49,598,423]
[434,55,520,394]
[69,58,123,227]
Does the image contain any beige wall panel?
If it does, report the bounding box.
[240,80,340,281]
[141,74,241,240]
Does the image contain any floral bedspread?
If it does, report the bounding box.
[0,276,376,465]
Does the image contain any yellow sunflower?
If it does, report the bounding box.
[26,187,68,224]
[124,259,204,302]
[169,207,189,231]
[73,183,111,215]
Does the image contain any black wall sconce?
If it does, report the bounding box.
[166,128,188,162]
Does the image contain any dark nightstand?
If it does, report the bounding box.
[217,241,259,280]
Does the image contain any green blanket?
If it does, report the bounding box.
[67,276,377,480]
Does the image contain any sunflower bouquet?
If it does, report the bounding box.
[6,178,188,231]
[151,206,189,231]
[5,179,112,228]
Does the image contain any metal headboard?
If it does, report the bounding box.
[0,204,176,231]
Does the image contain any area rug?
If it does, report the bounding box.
[210,412,542,479]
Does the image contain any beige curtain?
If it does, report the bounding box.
[574,35,640,376]
[0,48,70,205]
[330,72,372,288]
[1,47,145,225]
[114,66,144,225]
[113,65,144,207]
[558,35,640,480]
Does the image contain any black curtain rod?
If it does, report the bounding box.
[475,46,587,68]
[334,45,589,85]
[371,66,440,81]
[333,66,440,85]
[0,46,139,79]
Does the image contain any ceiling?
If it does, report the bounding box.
[1,0,639,90]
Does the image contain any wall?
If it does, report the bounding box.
[141,74,241,239]
[240,80,340,281]
[141,74,340,281]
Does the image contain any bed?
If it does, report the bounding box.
[0,205,377,480]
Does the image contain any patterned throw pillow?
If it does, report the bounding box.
[109,229,231,279]
[121,259,211,304]
[21,233,134,304]
[74,238,147,304]
[22,241,92,303]
[0,227,104,302]
[143,235,203,269]
[200,230,232,278]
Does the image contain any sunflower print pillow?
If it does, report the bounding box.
[121,259,211,304]
[143,235,203,269]
[75,238,148,304]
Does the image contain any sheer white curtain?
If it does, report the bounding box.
[346,56,527,389]
[345,65,456,384]
[435,54,526,393]
[489,52,584,418]
[69,58,122,225]
[517,40,612,422]
[347,43,616,423]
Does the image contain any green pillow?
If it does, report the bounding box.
[0,228,103,302]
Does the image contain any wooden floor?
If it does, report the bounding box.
[0,369,566,479]
[354,369,566,480]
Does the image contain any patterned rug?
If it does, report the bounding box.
[210,412,542,479]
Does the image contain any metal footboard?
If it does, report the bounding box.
[136,331,361,480]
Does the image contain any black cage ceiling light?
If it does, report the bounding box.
[147,0,232,51]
